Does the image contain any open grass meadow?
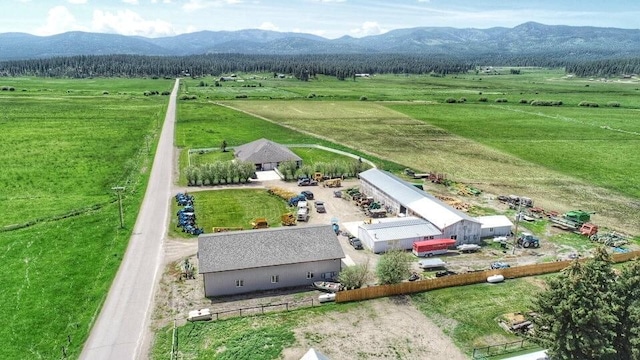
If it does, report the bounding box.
[0,77,173,358]
[411,278,542,355]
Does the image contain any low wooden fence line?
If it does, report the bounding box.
[336,250,640,303]
[202,299,318,321]
[472,339,536,359]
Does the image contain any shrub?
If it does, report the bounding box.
[161,91,171,96]
[445,97,457,103]
[102,91,109,95]
[307,93,316,98]
[495,98,508,103]
[607,101,621,107]
[459,97,467,103]
[520,99,528,104]
[359,96,367,101]
[179,95,197,100]
[478,97,488,102]
[579,101,599,107]
[235,94,248,99]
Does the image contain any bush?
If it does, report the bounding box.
[376,250,412,285]
[307,93,316,98]
[520,99,528,104]
[579,101,599,107]
[478,97,488,102]
[359,96,367,101]
[530,100,563,106]
[102,91,109,95]
[445,97,457,103]
[179,95,197,100]
[459,97,467,103]
[161,91,171,96]
[495,98,508,103]
[235,94,248,99]
[607,101,621,107]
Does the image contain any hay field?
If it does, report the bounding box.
[222,100,640,234]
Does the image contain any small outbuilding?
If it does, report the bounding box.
[198,225,344,297]
[355,217,442,253]
[234,138,302,171]
[476,215,514,238]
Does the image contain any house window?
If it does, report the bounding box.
[489,228,494,232]
[235,279,244,287]
[271,275,279,283]
[306,272,314,279]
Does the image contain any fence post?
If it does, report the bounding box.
[286,303,289,311]
[239,308,242,317]
[261,305,264,314]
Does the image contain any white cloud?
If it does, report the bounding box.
[67,0,88,4]
[122,0,139,4]
[350,21,385,37]
[92,9,175,37]
[34,6,85,35]
[182,0,241,12]
[258,22,279,31]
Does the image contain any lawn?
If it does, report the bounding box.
[169,189,291,237]
[0,77,173,358]
[151,302,356,360]
[411,278,542,355]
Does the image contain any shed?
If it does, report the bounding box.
[198,225,344,297]
[358,169,482,244]
[356,217,442,253]
[476,215,514,238]
[234,138,302,171]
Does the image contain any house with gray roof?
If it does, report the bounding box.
[358,169,482,245]
[234,138,302,171]
[198,225,344,297]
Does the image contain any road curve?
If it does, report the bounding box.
[80,79,180,360]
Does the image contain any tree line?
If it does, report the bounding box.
[0,52,633,79]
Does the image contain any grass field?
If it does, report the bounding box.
[412,278,542,354]
[169,189,290,238]
[221,74,640,234]
[0,77,173,358]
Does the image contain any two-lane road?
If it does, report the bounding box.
[81,79,180,360]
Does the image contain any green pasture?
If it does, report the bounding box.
[390,103,640,199]
[412,278,541,355]
[0,77,173,358]
[181,69,640,104]
[170,189,290,238]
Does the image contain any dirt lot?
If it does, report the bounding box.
[152,174,622,357]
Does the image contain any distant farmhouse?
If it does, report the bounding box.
[234,138,302,171]
[198,225,344,297]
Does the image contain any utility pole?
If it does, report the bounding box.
[111,186,125,228]
[512,202,521,255]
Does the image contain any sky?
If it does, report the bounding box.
[3,0,639,39]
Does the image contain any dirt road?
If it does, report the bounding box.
[80,79,180,360]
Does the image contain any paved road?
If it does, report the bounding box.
[80,79,180,360]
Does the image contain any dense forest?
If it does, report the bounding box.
[0,53,637,78]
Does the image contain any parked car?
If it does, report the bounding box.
[314,200,326,213]
[301,190,315,200]
[297,178,318,186]
[491,262,511,269]
[349,237,363,250]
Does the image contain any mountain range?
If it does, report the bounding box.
[1,22,639,61]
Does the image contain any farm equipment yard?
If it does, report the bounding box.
[157,172,637,330]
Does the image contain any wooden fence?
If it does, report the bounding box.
[336,250,640,303]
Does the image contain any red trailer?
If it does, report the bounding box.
[412,239,457,257]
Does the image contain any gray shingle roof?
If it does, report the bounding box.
[198,225,344,273]
[234,138,302,164]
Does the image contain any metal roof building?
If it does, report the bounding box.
[476,215,514,238]
[356,216,443,253]
[359,169,482,244]
[198,225,344,297]
[234,138,302,171]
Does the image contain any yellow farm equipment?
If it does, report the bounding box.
[212,227,244,233]
[251,218,269,229]
[281,213,297,226]
[323,178,342,188]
